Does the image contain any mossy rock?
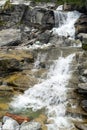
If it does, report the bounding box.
[82,43,87,50]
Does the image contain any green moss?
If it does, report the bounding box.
[82,43,87,50]
[28,0,86,6]
[0,20,6,26]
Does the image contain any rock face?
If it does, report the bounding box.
[0,29,21,46]
[75,15,87,34]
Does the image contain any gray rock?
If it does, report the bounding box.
[81,100,87,112]
[78,83,87,90]
[83,69,87,76]
[79,76,87,83]
[2,116,20,130]
[37,30,52,44]
[0,122,2,130]
[0,29,21,46]
[75,15,87,34]
[20,121,41,130]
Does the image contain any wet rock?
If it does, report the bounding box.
[0,58,21,74]
[3,72,38,92]
[35,114,47,130]
[0,85,13,92]
[41,10,54,30]
[75,123,87,130]
[5,113,30,124]
[0,29,21,46]
[81,100,87,112]
[0,122,2,130]
[83,69,87,76]
[37,30,52,44]
[75,15,87,34]
[79,76,87,83]
[2,116,20,130]
[77,83,87,94]
[78,83,87,90]
[20,121,41,130]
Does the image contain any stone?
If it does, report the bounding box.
[75,123,87,130]
[2,116,20,130]
[78,83,87,90]
[20,121,41,130]
[75,15,87,34]
[81,100,87,112]
[0,29,21,46]
[79,76,87,83]
[0,122,2,130]
[0,58,21,74]
[83,69,87,76]
[5,113,30,124]
[37,30,52,44]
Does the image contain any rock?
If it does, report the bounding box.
[75,15,87,34]
[63,3,87,13]
[0,4,28,29]
[78,83,87,90]
[81,100,87,112]
[0,122,2,130]
[0,58,21,74]
[0,29,21,46]
[75,123,87,130]
[37,30,52,44]
[20,121,41,130]
[2,116,20,130]
[83,69,87,76]
[5,113,30,124]
[25,7,54,30]
[79,76,87,83]
[76,83,87,94]
[41,10,54,30]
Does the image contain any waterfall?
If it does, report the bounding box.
[53,10,81,38]
[10,53,75,130]
[54,11,67,28]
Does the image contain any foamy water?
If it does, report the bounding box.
[10,54,75,130]
[53,10,81,38]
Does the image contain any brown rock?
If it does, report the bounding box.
[5,112,30,124]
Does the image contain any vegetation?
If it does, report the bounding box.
[28,0,86,6]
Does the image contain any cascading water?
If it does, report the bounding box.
[53,10,81,38]
[10,54,75,130]
[9,4,82,130]
[54,11,67,28]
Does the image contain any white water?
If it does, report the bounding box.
[53,10,81,38]
[11,53,75,130]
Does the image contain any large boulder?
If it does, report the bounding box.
[2,116,20,130]
[23,7,54,30]
[0,29,21,46]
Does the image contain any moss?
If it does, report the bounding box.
[82,43,87,51]
[0,20,6,26]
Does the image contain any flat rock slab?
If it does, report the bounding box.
[0,29,21,46]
